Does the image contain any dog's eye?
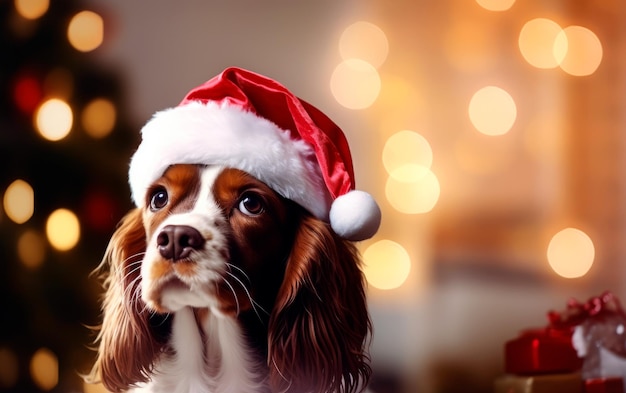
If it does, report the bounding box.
[238,193,264,216]
[150,188,169,211]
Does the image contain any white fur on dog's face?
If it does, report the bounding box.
[139,164,295,316]
[141,166,227,313]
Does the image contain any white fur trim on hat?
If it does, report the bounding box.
[329,190,381,241]
[128,101,332,220]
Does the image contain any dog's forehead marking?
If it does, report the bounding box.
[193,165,225,214]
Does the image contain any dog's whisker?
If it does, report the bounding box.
[122,266,142,289]
[112,252,144,272]
[127,276,146,315]
[221,277,240,316]
[124,251,146,263]
[226,271,269,321]
[250,299,269,317]
[226,263,252,283]
[122,261,142,282]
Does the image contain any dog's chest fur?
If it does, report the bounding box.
[131,308,267,393]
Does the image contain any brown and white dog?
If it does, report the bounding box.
[88,68,381,393]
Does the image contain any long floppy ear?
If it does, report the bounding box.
[86,208,167,392]
[268,214,372,393]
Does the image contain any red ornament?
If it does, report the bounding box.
[82,190,120,233]
[13,74,42,114]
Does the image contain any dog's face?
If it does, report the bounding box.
[91,164,371,393]
[140,164,299,316]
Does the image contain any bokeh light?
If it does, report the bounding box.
[385,168,440,214]
[82,189,118,232]
[13,74,42,114]
[330,59,381,110]
[547,227,595,278]
[476,0,515,12]
[519,18,567,69]
[3,179,34,224]
[35,98,73,141]
[46,208,80,251]
[383,130,433,181]
[557,26,603,76]
[339,21,389,68]
[67,11,104,52]
[14,0,49,20]
[30,348,58,391]
[17,230,46,269]
[0,348,19,389]
[454,133,514,174]
[444,19,497,72]
[468,86,517,136]
[363,240,411,290]
[375,74,426,132]
[82,98,116,138]
[523,113,564,160]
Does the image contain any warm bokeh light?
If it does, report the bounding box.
[3,179,34,224]
[547,228,595,278]
[330,59,381,110]
[46,208,80,251]
[17,230,46,269]
[0,348,18,389]
[339,21,389,68]
[67,11,104,52]
[35,98,73,141]
[475,0,515,12]
[444,19,496,72]
[14,0,49,20]
[30,348,58,391]
[383,130,433,182]
[385,168,440,214]
[518,18,566,69]
[363,240,411,290]
[558,26,603,76]
[468,86,517,136]
[454,133,513,174]
[375,74,427,132]
[523,113,564,160]
[82,98,117,138]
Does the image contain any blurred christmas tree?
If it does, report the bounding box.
[0,0,137,391]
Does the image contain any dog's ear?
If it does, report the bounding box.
[87,208,166,392]
[268,215,372,393]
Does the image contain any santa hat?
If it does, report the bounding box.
[128,67,381,241]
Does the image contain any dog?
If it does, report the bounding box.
[87,67,381,393]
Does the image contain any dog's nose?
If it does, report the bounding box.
[156,225,205,261]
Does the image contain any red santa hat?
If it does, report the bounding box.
[128,67,380,241]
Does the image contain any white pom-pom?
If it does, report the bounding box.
[329,190,381,241]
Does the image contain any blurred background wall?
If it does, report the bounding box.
[1,0,625,392]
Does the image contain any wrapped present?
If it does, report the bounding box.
[505,327,583,375]
[494,373,582,393]
[585,377,624,393]
[552,291,626,384]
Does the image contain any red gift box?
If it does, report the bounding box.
[585,378,624,393]
[505,328,583,375]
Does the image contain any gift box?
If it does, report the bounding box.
[494,373,582,393]
[505,328,583,375]
[584,377,624,393]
